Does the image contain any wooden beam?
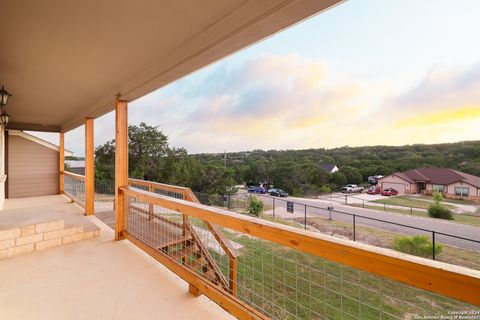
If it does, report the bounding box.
[115,100,128,240]
[7,121,61,132]
[121,186,480,307]
[59,132,65,194]
[84,118,94,215]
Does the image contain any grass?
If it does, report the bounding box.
[416,194,479,206]
[350,203,480,227]
[210,222,477,320]
[303,215,480,270]
[372,195,455,210]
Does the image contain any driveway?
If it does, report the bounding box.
[257,194,480,251]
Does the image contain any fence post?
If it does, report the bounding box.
[273,198,275,219]
[304,205,307,230]
[345,195,348,204]
[432,231,436,260]
[148,184,154,220]
[353,215,356,241]
[328,206,333,220]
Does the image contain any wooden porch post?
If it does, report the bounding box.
[59,132,65,194]
[115,99,128,240]
[85,118,95,215]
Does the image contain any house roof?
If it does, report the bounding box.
[8,130,74,156]
[65,160,85,168]
[320,163,337,172]
[385,168,480,188]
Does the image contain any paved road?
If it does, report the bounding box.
[255,194,480,251]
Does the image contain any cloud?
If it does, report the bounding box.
[29,56,480,155]
[162,54,367,152]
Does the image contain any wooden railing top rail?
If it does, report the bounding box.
[128,178,190,195]
[120,185,480,306]
[62,171,86,181]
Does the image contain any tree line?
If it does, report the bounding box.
[94,123,480,196]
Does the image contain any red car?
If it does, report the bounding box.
[381,188,399,196]
[367,186,381,194]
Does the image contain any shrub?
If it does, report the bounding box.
[428,204,453,220]
[393,235,442,258]
[318,185,332,194]
[247,196,264,217]
[427,191,453,220]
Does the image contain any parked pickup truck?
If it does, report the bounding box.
[341,184,364,193]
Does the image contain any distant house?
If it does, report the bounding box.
[65,160,85,175]
[320,163,339,174]
[378,168,480,201]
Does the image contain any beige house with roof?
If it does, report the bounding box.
[378,167,480,202]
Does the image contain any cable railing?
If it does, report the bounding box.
[251,194,480,270]
[62,171,86,207]
[117,182,480,319]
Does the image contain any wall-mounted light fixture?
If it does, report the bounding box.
[0,85,12,126]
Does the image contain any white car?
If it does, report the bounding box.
[341,184,364,193]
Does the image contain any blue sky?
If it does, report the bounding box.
[33,0,480,156]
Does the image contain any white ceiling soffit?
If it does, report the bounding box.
[0,0,343,132]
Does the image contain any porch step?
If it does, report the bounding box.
[0,208,100,260]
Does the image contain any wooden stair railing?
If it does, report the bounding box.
[128,178,238,295]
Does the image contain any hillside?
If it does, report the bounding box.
[191,140,480,194]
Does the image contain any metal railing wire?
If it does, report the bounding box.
[63,172,85,206]
[122,186,479,320]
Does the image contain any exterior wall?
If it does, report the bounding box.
[0,126,5,209]
[7,134,59,198]
[445,181,480,199]
[410,183,419,194]
[424,182,480,203]
[378,174,412,194]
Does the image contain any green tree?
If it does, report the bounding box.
[247,196,264,217]
[393,235,442,258]
[339,166,363,184]
[330,171,347,189]
[427,192,453,220]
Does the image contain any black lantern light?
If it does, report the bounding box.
[0,85,12,126]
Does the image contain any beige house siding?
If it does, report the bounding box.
[7,134,59,198]
[445,181,479,197]
[378,175,412,194]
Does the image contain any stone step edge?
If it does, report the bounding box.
[0,220,101,260]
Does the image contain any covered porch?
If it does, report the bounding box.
[1,0,479,319]
[0,195,233,320]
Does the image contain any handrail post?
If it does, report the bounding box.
[229,258,237,296]
[115,99,128,240]
[85,118,95,215]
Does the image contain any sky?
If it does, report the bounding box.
[32,0,480,156]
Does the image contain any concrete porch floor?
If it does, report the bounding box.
[0,195,233,320]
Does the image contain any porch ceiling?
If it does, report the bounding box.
[0,0,342,132]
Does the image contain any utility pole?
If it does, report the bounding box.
[224,149,227,167]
